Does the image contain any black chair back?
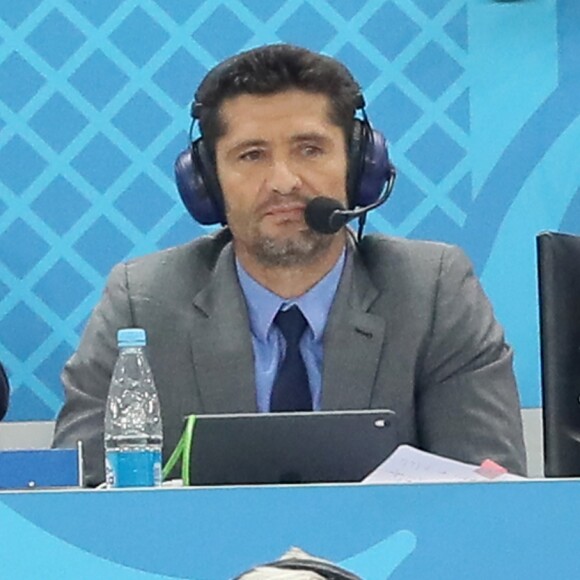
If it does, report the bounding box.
[0,362,8,421]
[537,231,580,477]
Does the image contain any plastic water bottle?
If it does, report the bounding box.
[104,328,163,488]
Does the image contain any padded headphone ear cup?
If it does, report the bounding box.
[358,127,396,207]
[348,120,396,209]
[174,138,226,225]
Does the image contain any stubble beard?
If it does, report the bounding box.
[250,228,335,268]
[228,191,339,268]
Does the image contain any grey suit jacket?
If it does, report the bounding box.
[53,229,527,484]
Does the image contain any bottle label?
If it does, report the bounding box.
[106,449,162,488]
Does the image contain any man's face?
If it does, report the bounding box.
[214,90,349,268]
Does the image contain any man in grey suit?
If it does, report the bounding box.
[53,44,526,485]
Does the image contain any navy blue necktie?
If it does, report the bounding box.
[270,306,313,412]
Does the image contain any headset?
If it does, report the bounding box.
[174,86,396,228]
[232,556,362,580]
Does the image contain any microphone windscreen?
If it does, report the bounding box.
[304,197,346,234]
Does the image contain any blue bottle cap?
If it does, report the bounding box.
[117,328,147,347]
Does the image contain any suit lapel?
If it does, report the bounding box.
[322,248,386,409]
[189,244,257,413]
[186,238,386,413]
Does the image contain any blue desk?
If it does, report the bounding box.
[0,479,576,579]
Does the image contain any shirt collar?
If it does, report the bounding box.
[236,251,346,342]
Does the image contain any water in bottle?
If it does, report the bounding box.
[104,328,163,488]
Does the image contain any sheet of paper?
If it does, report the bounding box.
[362,445,525,484]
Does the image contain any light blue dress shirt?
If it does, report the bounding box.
[236,252,346,412]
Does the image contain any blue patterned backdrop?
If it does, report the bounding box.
[0,0,578,420]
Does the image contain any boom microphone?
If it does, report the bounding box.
[305,186,393,236]
[304,197,348,234]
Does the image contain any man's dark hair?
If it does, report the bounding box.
[194,44,362,153]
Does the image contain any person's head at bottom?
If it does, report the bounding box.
[234,547,361,580]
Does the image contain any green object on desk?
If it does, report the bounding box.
[162,414,196,486]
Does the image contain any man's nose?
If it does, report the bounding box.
[266,159,302,194]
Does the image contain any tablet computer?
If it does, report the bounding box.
[186,409,397,486]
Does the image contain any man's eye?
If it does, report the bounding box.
[239,150,263,161]
[301,145,323,157]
